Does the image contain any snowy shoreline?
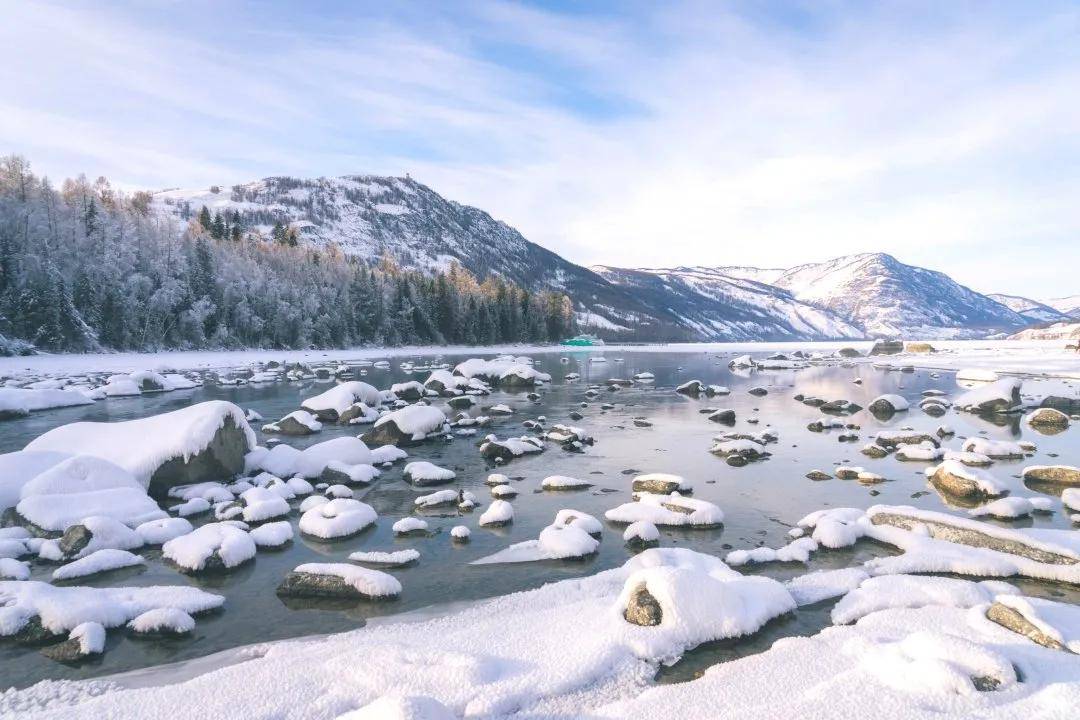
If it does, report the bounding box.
[3,339,1079,379]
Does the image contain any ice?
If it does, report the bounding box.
[298,499,377,539]
[162,523,256,572]
[51,549,145,581]
[15,455,166,531]
[24,401,255,488]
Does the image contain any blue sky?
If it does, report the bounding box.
[3,0,1079,298]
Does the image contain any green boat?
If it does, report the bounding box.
[561,334,605,347]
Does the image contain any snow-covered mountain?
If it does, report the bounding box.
[987,294,1074,325]
[592,266,864,341]
[1045,295,1080,319]
[770,253,1027,338]
[599,253,1034,340]
[152,176,687,340]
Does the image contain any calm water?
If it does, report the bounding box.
[2,348,1079,689]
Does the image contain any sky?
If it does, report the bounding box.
[2,0,1079,299]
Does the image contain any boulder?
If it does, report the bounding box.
[837,347,862,358]
[904,342,936,353]
[1023,465,1080,486]
[623,582,663,626]
[447,396,475,409]
[707,409,736,424]
[1026,408,1070,429]
[861,444,890,459]
[869,340,904,355]
[805,470,832,481]
[985,602,1071,653]
[57,524,94,557]
[276,571,397,601]
[929,464,1004,501]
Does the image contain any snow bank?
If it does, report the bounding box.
[0,387,93,418]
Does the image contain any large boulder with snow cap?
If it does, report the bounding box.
[361,405,447,447]
[954,378,1023,415]
[300,381,381,421]
[24,401,255,498]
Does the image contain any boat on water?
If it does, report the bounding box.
[561,334,605,347]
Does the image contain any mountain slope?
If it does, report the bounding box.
[1045,295,1080,319]
[987,294,1073,325]
[153,176,687,340]
[592,266,864,341]
[771,253,1027,337]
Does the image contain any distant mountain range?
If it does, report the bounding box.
[154,175,1071,342]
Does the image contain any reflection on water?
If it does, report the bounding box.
[2,348,1079,689]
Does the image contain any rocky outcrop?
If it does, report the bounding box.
[985,602,1072,653]
[870,512,1077,564]
[149,416,250,497]
[1023,465,1080,486]
[623,582,663,626]
[869,340,904,355]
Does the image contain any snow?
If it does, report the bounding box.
[554,509,603,535]
[927,459,1010,496]
[162,523,256,572]
[262,410,322,434]
[52,549,145,581]
[370,445,408,464]
[251,437,373,478]
[605,493,723,528]
[0,558,31,581]
[0,450,70,512]
[301,381,381,417]
[403,461,455,484]
[479,499,514,526]
[15,455,166,531]
[291,563,402,598]
[0,581,223,636]
[349,549,420,566]
[298,499,377,539]
[726,536,818,566]
[784,567,870,606]
[24,401,256,488]
[895,442,943,461]
[0,387,93,417]
[239,487,291,523]
[954,377,1022,412]
[37,516,144,561]
[969,496,1053,520]
[472,524,599,565]
[541,475,591,490]
[393,517,429,535]
[128,607,195,635]
[623,521,660,545]
[249,521,293,548]
[961,437,1028,458]
[171,497,211,517]
[339,695,453,720]
[870,393,909,411]
[69,621,106,656]
[374,405,448,441]
[414,489,458,508]
[832,575,1014,624]
[450,525,471,540]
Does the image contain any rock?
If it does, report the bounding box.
[623,582,663,626]
[633,419,652,428]
[267,414,320,436]
[361,419,410,447]
[9,616,65,646]
[726,455,748,467]
[861,444,890,459]
[276,571,398,600]
[869,340,904,355]
[875,432,939,449]
[148,415,250,496]
[868,396,906,417]
[819,400,861,413]
[569,411,584,421]
[708,409,736,424]
[57,524,93,558]
[747,387,768,396]
[447,395,474,409]
[632,475,686,494]
[1023,465,1080,486]
[837,347,862,358]
[835,467,861,479]
[905,342,936,353]
[871,511,1078,565]
[805,470,832,481]
[40,637,95,663]
[319,464,358,486]
[337,403,372,424]
[1027,408,1070,428]
[929,464,1004,500]
[985,602,1071,653]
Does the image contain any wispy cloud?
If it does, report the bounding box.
[3,0,1078,296]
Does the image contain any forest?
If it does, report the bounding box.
[0,156,576,355]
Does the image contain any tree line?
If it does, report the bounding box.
[0,155,576,355]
